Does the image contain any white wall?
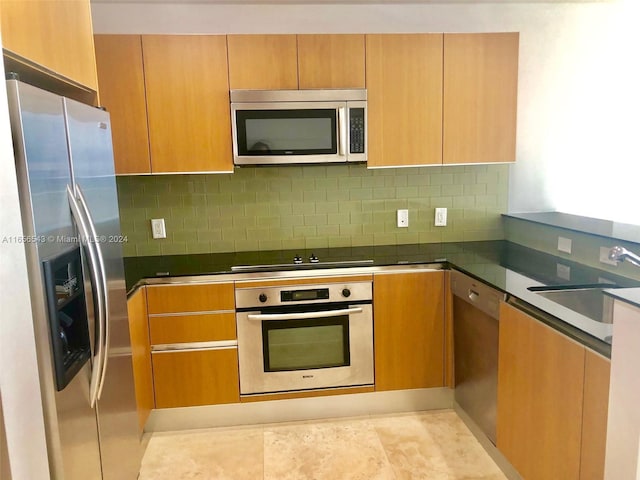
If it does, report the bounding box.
[0,41,52,480]
[91,0,640,225]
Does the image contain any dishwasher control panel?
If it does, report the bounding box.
[451,270,506,319]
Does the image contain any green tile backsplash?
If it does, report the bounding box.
[116,163,510,257]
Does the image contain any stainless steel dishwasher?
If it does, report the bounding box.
[451,270,505,445]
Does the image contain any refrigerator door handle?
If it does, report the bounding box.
[75,185,111,401]
[66,185,105,408]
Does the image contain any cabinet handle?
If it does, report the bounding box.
[338,106,347,158]
[151,340,238,352]
[248,307,362,321]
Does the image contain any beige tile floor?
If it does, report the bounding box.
[139,410,507,480]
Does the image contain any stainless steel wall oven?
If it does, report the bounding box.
[235,279,374,396]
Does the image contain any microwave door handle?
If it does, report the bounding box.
[338,106,348,158]
[75,186,111,401]
[247,307,363,321]
[66,185,104,408]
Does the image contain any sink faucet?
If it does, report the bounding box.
[609,246,640,267]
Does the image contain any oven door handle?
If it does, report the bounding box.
[247,307,363,321]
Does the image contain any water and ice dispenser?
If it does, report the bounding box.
[42,246,91,390]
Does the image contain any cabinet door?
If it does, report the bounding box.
[580,349,610,480]
[374,271,444,390]
[297,34,365,89]
[152,348,240,408]
[497,302,585,480]
[443,33,519,164]
[227,34,298,90]
[142,35,232,173]
[94,35,151,174]
[365,34,443,168]
[126,287,154,433]
[0,0,98,90]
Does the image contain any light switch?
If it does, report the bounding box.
[435,208,447,227]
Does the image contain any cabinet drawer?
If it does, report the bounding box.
[149,312,236,345]
[152,348,240,408]
[146,283,234,314]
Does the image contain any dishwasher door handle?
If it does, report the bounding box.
[451,270,505,320]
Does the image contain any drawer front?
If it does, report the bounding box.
[146,282,235,314]
[152,348,240,408]
[149,312,237,345]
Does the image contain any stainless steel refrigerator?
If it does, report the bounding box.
[6,79,141,479]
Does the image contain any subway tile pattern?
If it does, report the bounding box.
[116,164,510,257]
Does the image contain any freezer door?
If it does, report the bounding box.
[6,80,75,258]
[63,98,142,480]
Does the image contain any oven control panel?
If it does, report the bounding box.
[236,281,372,309]
[281,288,330,302]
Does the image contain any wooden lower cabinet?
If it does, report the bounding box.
[126,287,154,433]
[146,282,235,315]
[373,270,445,390]
[145,281,239,408]
[148,312,236,345]
[152,348,240,408]
[497,302,610,480]
[581,349,611,480]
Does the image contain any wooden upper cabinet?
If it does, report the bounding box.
[366,34,443,168]
[142,35,233,173]
[94,35,151,174]
[227,34,298,90]
[497,302,585,480]
[297,34,365,89]
[0,0,98,91]
[443,33,519,164]
[373,271,445,391]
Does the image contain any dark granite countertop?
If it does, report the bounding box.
[124,240,640,357]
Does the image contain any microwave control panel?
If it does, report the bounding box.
[349,108,365,154]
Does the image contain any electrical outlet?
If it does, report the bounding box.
[435,208,447,227]
[151,218,166,239]
[557,263,571,281]
[397,209,409,228]
[557,236,572,254]
[599,246,618,266]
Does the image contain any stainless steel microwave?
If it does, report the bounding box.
[230,89,367,165]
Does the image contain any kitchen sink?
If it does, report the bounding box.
[528,286,616,323]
